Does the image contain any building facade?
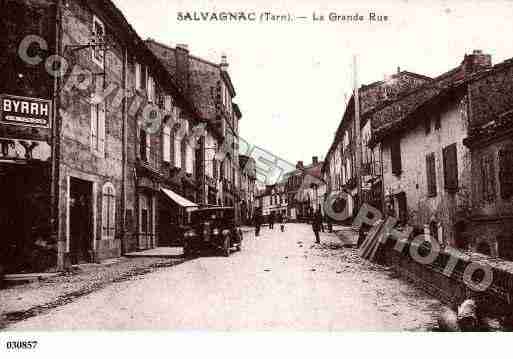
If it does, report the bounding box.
[0,0,219,273]
[239,154,257,224]
[322,70,431,218]
[146,40,242,213]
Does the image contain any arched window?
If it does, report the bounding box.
[102,182,116,240]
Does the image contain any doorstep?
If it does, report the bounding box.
[3,272,61,284]
[124,247,184,258]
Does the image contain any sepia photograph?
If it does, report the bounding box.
[0,0,513,356]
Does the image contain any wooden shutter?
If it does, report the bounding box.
[145,132,151,165]
[91,104,97,150]
[481,154,496,202]
[98,104,105,155]
[391,139,402,175]
[426,153,437,197]
[443,143,458,192]
[163,126,171,163]
[499,146,513,200]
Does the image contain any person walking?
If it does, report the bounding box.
[277,213,285,232]
[269,212,275,230]
[312,209,322,244]
[254,209,262,237]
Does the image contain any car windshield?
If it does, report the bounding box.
[190,209,234,223]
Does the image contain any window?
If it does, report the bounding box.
[101,183,116,240]
[91,102,105,155]
[140,129,150,163]
[135,63,146,91]
[434,114,441,130]
[443,143,458,192]
[426,153,437,197]
[163,125,171,163]
[391,139,402,175]
[424,117,431,134]
[481,154,496,203]
[499,145,513,200]
[174,130,182,168]
[147,75,155,102]
[186,143,194,174]
[135,63,142,90]
[92,16,105,67]
[396,192,408,224]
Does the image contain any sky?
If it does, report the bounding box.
[113,0,513,166]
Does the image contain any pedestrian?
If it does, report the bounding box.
[277,213,285,232]
[254,209,262,237]
[312,209,322,244]
[269,212,275,230]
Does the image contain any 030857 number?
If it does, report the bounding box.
[6,340,38,350]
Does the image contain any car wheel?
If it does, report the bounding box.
[223,236,231,257]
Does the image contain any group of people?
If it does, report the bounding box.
[253,211,287,237]
[253,206,329,245]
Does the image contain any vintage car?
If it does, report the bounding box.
[182,207,243,257]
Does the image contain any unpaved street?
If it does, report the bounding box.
[8,224,441,331]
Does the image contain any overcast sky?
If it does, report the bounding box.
[113,0,513,165]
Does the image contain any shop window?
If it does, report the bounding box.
[443,143,459,192]
[101,183,116,240]
[499,145,513,200]
[396,192,408,224]
[91,102,105,156]
[391,139,402,175]
[92,15,105,67]
[426,152,437,197]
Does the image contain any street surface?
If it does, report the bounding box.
[8,224,441,331]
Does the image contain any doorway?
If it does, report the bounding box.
[69,177,94,264]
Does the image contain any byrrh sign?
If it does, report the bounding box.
[1,94,51,128]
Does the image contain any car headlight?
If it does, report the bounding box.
[212,228,220,236]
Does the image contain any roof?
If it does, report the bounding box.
[322,70,431,174]
[96,0,201,120]
[371,55,513,145]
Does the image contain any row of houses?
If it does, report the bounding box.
[256,156,325,222]
[0,0,256,274]
[322,50,513,260]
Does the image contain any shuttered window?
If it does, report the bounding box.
[391,139,402,175]
[499,145,513,200]
[91,102,105,156]
[481,154,496,203]
[101,183,116,240]
[426,153,437,197]
[443,143,459,192]
[162,125,171,163]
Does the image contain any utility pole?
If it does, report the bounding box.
[353,55,362,210]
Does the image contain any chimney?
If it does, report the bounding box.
[175,44,190,94]
[220,54,229,72]
[296,161,304,170]
[462,49,492,76]
[312,156,319,165]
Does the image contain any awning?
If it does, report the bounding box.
[161,188,198,208]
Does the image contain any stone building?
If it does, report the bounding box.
[463,58,513,258]
[285,157,324,221]
[322,70,431,217]
[145,39,241,211]
[370,50,506,249]
[239,154,257,224]
[1,0,202,272]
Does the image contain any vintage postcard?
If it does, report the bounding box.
[1,0,512,357]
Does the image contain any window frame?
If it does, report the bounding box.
[101,182,116,240]
[92,15,105,68]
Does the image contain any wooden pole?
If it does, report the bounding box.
[353,55,362,210]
